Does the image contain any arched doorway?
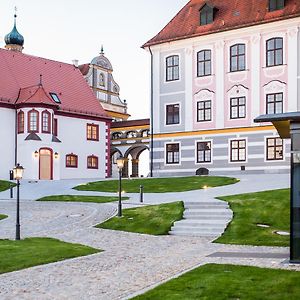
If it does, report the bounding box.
[124,145,149,178]
[39,148,53,180]
[110,148,123,178]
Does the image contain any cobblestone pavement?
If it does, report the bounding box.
[0,174,298,300]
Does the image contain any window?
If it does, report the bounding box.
[99,73,105,87]
[49,92,61,104]
[53,118,58,136]
[266,138,283,160]
[28,109,39,133]
[266,38,283,67]
[166,55,179,82]
[200,4,214,25]
[266,93,283,114]
[230,44,246,72]
[87,124,99,141]
[269,0,285,11]
[197,141,211,163]
[230,139,246,162]
[17,111,24,134]
[42,111,51,133]
[197,100,211,122]
[166,143,180,164]
[126,131,138,138]
[166,104,180,125]
[197,50,211,77]
[66,154,78,168]
[87,155,99,169]
[112,132,122,140]
[230,97,246,119]
[141,130,150,137]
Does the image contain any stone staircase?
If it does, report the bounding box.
[169,200,233,239]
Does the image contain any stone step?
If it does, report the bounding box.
[184,201,228,206]
[174,219,228,227]
[184,209,232,216]
[184,203,229,209]
[183,215,232,220]
[170,226,224,233]
[168,231,219,238]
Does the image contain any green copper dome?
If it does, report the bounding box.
[5,14,24,47]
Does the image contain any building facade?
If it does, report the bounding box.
[0,15,111,181]
[79,48,130,122]
[143,0,300,176]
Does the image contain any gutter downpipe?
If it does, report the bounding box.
[149,46,154,178]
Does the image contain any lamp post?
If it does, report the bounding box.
[13,164,24,241]
[116,156,125,217]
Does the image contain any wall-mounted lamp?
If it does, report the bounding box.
[34,151,39,158]
[54,152,59,159]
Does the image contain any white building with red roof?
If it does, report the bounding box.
[143,0,300,176]
[0,15,111,180]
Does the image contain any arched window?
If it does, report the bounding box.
[17,110,24,134]
[87,155,99,169]
[266,38,283,67]
[99,73,105,87]
[230,44,246,72]
[126,131,137,138]
[166,55,179,82]
[197,50,211,77]
[28,109,39,133]
[141,130,150,138]
[42,110,51,133]
[66,154,78,168]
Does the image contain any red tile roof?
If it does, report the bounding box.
[143,0,300,47]
[16,85,58,106]
[79,64,90,76]
[0,48,110,120]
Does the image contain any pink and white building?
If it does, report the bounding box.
[143,0,300,176]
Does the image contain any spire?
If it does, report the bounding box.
[100,45,104,55]
[4,7,24,52]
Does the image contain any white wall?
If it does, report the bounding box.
[0,108,15,180]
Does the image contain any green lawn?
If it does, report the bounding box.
[133,264,300,300]
[0,237,100,274]
[0,214,7,221]
[74,176,238,193]
[97,201,184,235]
[216,189,289,247]
[0,180,15,192]
[37,195,129,203]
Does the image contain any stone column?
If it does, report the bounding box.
[122,158,129,178]
[131,159,139,178]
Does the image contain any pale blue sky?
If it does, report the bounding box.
[0,0,188,119]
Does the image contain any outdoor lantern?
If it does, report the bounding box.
[13,164,24,180]
[54,152,59,159]
[116,156,125,170]
[34,150,39,158]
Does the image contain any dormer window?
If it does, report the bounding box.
[269,0,285,12]
[50,92,61,104]
[200,4,217,26]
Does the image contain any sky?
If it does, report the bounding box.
[0,0,188,119]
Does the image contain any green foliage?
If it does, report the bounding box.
[37,195,129,203]
[0,180,16,192]
[0,238,100,274]
[0,214,7,221]
[133,264,300,300]
[216,189,290,246]
[97,202,184,235]
[74,176,238,193]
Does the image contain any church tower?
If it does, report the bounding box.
[5,12,24,52]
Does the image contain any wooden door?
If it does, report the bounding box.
[39,148,52,180]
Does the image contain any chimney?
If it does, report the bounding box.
[72,59,79,67]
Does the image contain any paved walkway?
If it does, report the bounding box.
[0,174,297,300]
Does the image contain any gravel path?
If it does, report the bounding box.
[0,174,298,300]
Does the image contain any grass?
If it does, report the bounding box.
[133,264,300,300]
[216,189,289,247]
[74,176,238,193]
[97,201,184,235]
[0,214,7,221]
[37,195,129,203]
[0,180,16,192]
[0,237,100,274]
